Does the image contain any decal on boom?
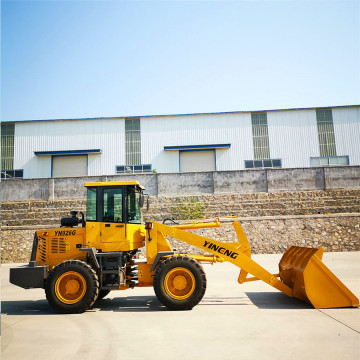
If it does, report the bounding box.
[203,240,239,259]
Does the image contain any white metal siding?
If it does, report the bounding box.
[140,113,253,173]
[332,107,360,165]
[267,109,319,168]
[11,106,360,178]
[14,119,125,178]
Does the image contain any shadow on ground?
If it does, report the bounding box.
[1,296,165,315]
[2,292,313,315]
[1,299,54,315]
[96,296,164,312]
[245,292,313,309]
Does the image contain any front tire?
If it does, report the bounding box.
[45,260,99,314]
[153,255,206,310]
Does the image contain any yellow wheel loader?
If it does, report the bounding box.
[10,181,359,313]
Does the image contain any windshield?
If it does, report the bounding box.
[127,187,142,224]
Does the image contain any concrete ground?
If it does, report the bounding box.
[1,252,360,360]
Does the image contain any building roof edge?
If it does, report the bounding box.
[2,104,359,124]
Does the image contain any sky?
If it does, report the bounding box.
[1,0,359,121]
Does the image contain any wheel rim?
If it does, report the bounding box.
[55,271,87,304]
[164,267,195,300]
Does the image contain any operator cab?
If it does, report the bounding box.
[85,181,146,224]
[84,181,148,251]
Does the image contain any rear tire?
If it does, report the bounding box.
[45,260,99,314]
[153,255,206,310]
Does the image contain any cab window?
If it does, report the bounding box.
[103,188,123,223]
[86,188,97,221]
[127,187,142,224]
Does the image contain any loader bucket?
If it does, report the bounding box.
[279,246,359,309]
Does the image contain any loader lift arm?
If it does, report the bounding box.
[146,218,359,309]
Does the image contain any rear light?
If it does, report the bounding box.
[145,222,153,230]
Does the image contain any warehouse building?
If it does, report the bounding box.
[1,105,359,179]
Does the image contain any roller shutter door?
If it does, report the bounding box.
[180,150,215,172]
[52,156,87,177]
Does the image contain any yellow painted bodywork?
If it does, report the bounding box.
[35,228,87,269]
[137,263,154,286]
[145,220,292,297]
[143,218,359,308]
[279,245,359,308]
[126,224,146,250]
[86,222,145,251]
[84,181,144,189]
[37,222,145,269]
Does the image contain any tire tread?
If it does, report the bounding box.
[45,259,99,314]
[153,255,206,310]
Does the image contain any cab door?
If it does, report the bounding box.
[100,187,126,244]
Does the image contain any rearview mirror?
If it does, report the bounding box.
[139,193,150,209]
[139,193,145,208]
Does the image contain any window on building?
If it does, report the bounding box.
[310,156,349,166]
[251,113,270,159]
[316,109,337,157]
[116,164,152,174]
[1,169,24,179]
[1,123,15,171]
[245,159,282,169]
[125,118,141,165]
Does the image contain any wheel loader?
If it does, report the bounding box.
[10,181,359,313]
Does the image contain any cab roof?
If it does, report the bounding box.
[84,181,145,190]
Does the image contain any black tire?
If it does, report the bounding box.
[96,290,111,302]
[45,260,99,314]
[153,255,207,310]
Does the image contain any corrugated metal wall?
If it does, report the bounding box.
[332,107,360,165]
[140,112,253,172]
[14,119,125,178]
[12,106,360,178]
[267,109,319,168]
